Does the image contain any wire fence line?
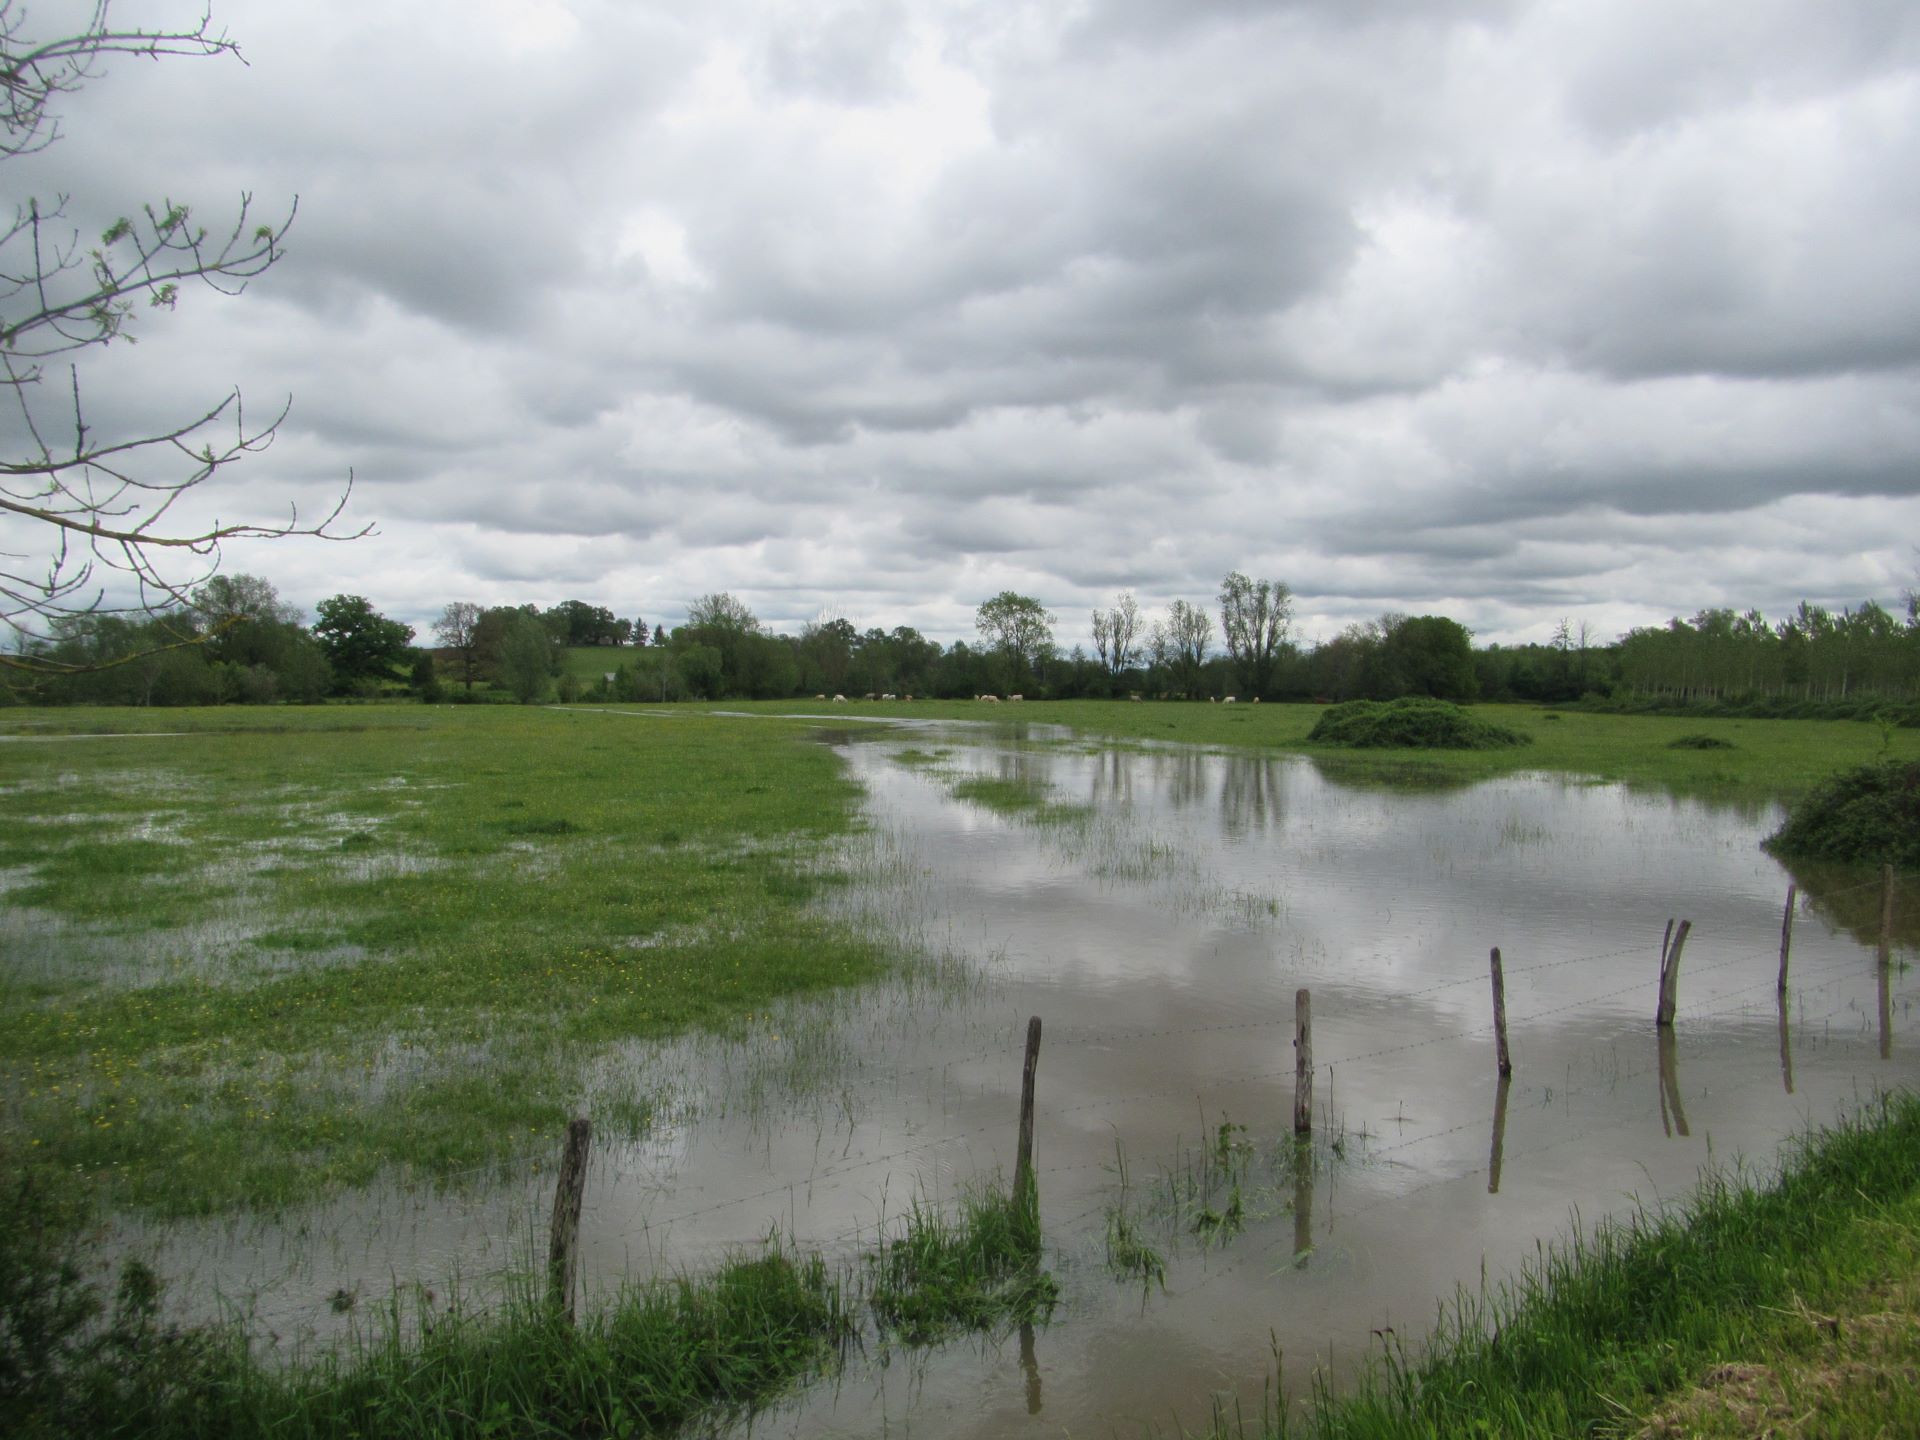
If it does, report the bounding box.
[232,877,1911,1343]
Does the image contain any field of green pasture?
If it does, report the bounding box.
[0,705,891,1217]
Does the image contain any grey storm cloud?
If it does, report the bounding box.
[4,0,1916,650]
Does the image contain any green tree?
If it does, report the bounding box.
[974,591,1055,691]
[1091,591,1142,680]
[433,601,483,693]
[498,611,555,703]
[1160,600,1212,698]
[1380,615,1478,700]
[1217,572,1293,698]
[312,595,413,690]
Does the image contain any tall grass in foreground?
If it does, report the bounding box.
[0,1165,1057,1439]
[1212,1091,1920,1439]
[0,1201,849,1439]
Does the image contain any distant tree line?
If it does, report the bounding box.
[10,570,1919,715]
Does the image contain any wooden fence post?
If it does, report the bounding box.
[1014,1016,1042,1210]
[1489,947,1513,1078]
[1293,988,1313,1135]
[1778,884,1796,993]
[1656,919,1692,1028]
[548,1116,592,1322]
[1880,863,1896,969]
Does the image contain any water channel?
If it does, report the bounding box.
[145,718,1920,1433]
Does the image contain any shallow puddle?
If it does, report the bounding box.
[130,723,1919,1432]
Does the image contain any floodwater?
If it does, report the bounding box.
[135,721,1920,1433]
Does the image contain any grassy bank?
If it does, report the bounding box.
[740,697,1920,801]
[0,705,895,1216]
[1208,1091,1920,1439]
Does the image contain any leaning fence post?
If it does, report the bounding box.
[1880,863,1896,969]
[1293,988,1313,1135]
[1778,884,1796,993]
[548,1116,592,1322]
[1489,947,1513,1078]
[1013,1016,1042,1212]
[1656,920,1692,1028]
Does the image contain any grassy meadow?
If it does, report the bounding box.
[0,704,893,1216]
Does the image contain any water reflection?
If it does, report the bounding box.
[1657,1030,1690,1138]
[1487,1076,1512,1194]
[1881,962,1894,1060]
[1292,1141,1314,1267]
[1019,1322,1042,1414]
[1778,993,1794,1095]
[1784,862,1919,954]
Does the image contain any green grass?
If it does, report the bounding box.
[1306,698,1531,750]
[0,1193,852,1440]
[866,1183,1055,1344]
[0,705,896,1215]
[733,698,1920,802]
[1209,1091,1920,1439]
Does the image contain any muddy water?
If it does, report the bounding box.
[139,724,1918,1432]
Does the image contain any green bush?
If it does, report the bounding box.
[1668,733,1735,750]
[1765,759,1920,867]
[1307,698,1530,750]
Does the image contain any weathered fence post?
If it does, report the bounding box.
[1656,919,1692,1028]
[1293,988,1313,1135]
[1489,947,1513,1078]
[1778,884,1796,994]
[1014,1015,1042,1211]
[548,1116,592,1322]
[1880,863,1896,969]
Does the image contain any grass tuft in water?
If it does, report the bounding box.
[867,1182,1056,1343]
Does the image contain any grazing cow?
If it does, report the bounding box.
[1251,697,1260,704]
[978,694,1000,703]
[1006,694,1023,702]
[814,693,826,700]
[832,694,847,703]
[1208,696,1217,703]
[881,693,897,701]
[1223,696,1236,704]
[1129,692,1143,702]
[902,694,913,701]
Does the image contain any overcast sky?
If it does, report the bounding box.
[8,0,1919,650]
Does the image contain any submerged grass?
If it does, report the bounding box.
[0,705,898,1216]
[867,1183,1055,1344]
[1210,1090,1920,1439]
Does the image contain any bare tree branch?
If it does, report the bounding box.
[0,1,365,679]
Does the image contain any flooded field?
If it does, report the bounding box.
[127,718,1918,1434]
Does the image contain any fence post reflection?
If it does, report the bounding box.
[1488,1075,1511,1194]
[1777,990,1794,1095]
[1292,1139,1313,1268]
[1657,1028,1690,1138]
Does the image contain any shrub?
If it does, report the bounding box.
[1668,733,1735,750]
[1307,698,1530,750]
[1765,760,1920,867]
